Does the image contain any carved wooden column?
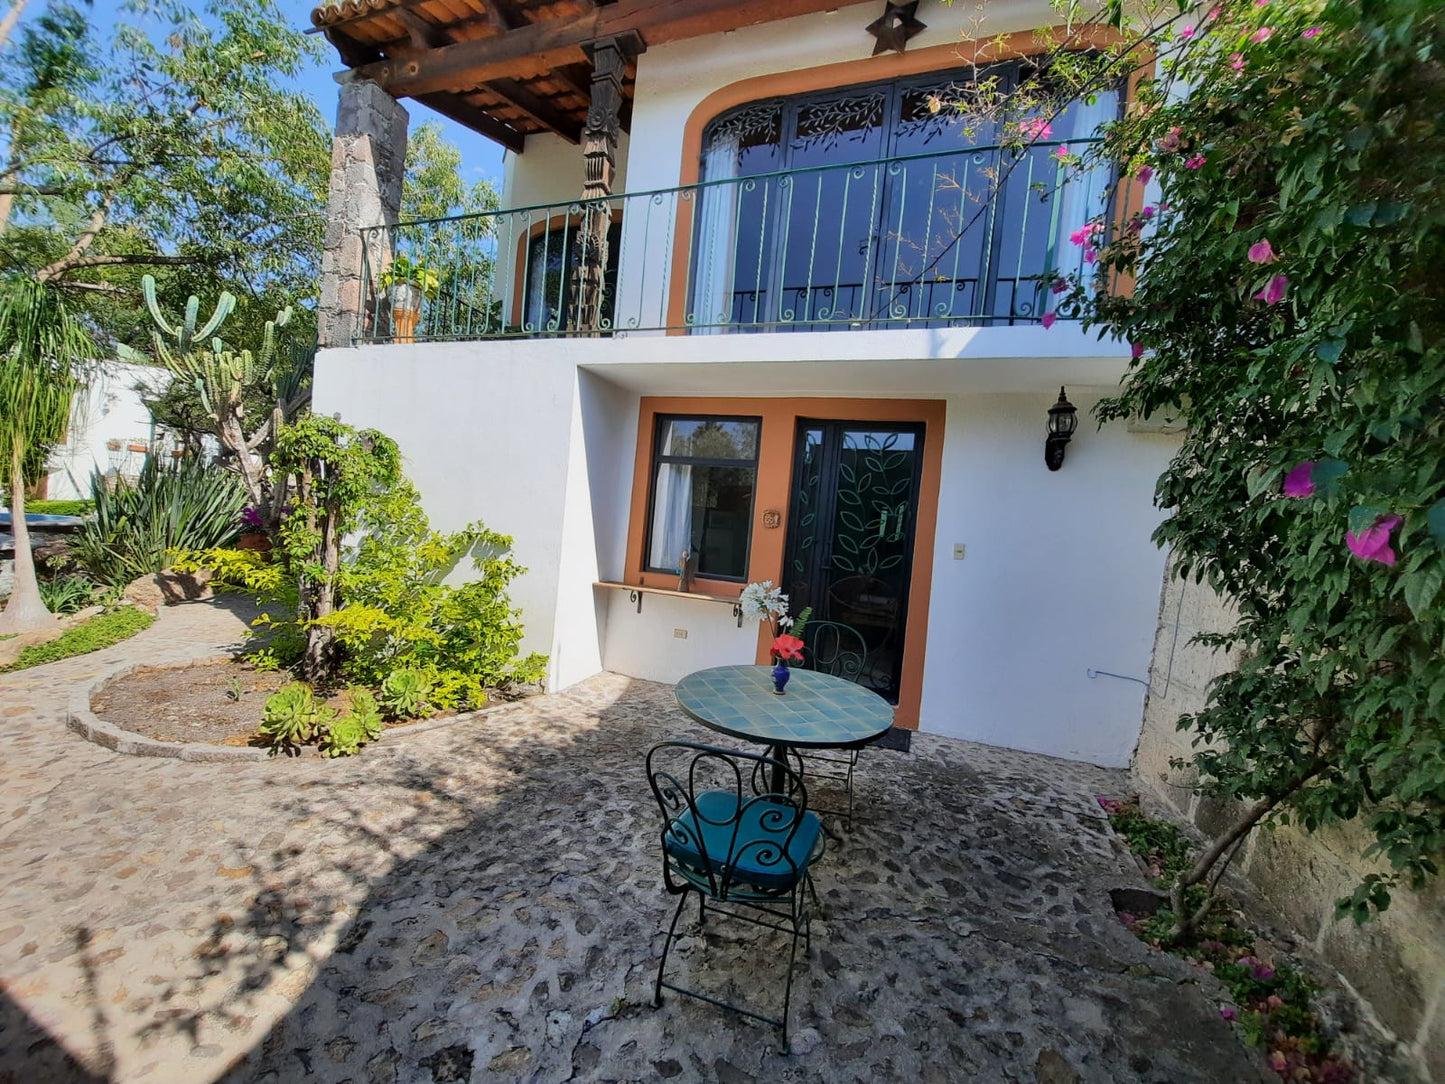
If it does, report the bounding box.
[569,35,640,333]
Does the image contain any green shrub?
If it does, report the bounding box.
[259,682,335,755]
[71,456,247,586]
[38,574,97,615]
[1,607,155,671]
[26,499,93,516]
[379,667,434,720]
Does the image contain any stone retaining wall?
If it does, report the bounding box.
[1133,566,1445,1082]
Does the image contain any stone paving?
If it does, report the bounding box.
[0,599,1273,1084]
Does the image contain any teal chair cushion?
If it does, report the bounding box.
[664,790,822,892]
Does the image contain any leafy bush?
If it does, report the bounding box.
[259,682,335,755]
[38,574,96,615]
[1,607,155,671]
[25,499,93,516]
[71,456,247,585]
[379,667,434,720]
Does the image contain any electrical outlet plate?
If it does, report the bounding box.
[953,543,965,560]
[673,628,688,639]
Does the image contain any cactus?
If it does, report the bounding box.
[140,274,236,353]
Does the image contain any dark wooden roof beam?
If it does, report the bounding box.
[396,9,451,50]
[483,78,583,143]
[415,92,526,153]
[347,0,844,100]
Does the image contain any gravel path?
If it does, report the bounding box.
[0,598,1269,1084]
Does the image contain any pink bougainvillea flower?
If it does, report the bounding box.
[1207,5,1221,17]
[1157,126,1183,152]
[1220,1006,1237,1021]
[1254,274,1289,305]
[1282,461,1315,498]
[1050,278,1067,294]
[1185,153,1207,169]
[1083,246,1099,263]
[1347,514,1402,566]
[1131,341,1145,358]
[1135,165,1155,185]
[1302,26,1322,38]
[1069,222,1103,246]
[1052,144,1070,162]
[1251,26,1274,42]
[1180,24,1195,38]
[1041,312,1058,329]
[1268,1051,1288,1073]
[1230,52,1247,71]
[1141,205,1157,219]
[1247,239,1276,263]
[1019,118,1054,141]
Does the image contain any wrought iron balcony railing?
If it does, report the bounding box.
[357,139,1121,344]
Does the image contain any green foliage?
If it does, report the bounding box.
[377,254,440,302]
[259,681,335,756]
[173,545,303,666]
[379,668,435,721]
[38,573,96,615]
[0,0,329,323]
[322,478,547,706]
[321,688,385,757]
[26,500,93,516]
[1056,0,1445,920]
[70,456,247,585]
[1,607,155,671]
[1105,799,1195,887]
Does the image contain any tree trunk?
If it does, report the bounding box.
[218,411,267,512]
[0,0,30,54]
[300,493,340,683]
[0,438,55,632]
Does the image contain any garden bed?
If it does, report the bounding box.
[90,658,455,748]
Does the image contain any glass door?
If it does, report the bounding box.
[782,420,926,703]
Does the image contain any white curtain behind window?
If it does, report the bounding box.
[690,136,740,333]
[1049,90,1120,311]
[648,424,695,570]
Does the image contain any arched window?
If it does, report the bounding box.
[688,61,1119,331]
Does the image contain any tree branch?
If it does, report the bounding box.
[36,192,114,282]
[39,253,202,275]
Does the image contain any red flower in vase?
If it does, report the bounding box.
[771,634,805,662]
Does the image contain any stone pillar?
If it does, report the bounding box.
[318,79,409,348]
[568,37,628,333]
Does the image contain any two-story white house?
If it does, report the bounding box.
[309,0,1179,766]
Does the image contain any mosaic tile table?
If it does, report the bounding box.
[674,664,894,791]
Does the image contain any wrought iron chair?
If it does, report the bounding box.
[645,741,826,1046]
[795,620,872,830]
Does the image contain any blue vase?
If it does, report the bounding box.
[771,660,791,694]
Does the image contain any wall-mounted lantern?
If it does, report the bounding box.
[1045,387,1078,471]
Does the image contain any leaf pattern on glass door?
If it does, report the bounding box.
[830,432,912,575]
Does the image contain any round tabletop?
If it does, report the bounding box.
[675,665,894,750]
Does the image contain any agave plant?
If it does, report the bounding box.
[70,455,247,585]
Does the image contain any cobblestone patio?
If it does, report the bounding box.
[0,599,1270,1083]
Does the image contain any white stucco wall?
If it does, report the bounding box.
[44,360,170,500]
[919,393,1178,765]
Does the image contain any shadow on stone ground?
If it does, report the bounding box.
[0,601,1271,1083]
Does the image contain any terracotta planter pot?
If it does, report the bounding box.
[389,282,424,343]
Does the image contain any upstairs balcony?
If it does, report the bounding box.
[356,138,1128,345]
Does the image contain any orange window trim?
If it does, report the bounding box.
[625,396,946,729]
[663,26,1143,330]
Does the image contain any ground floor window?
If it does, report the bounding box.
[645,416,760,581]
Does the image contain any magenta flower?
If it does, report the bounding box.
[1041,312,1057,329]
[1185,153,1206,169]
[1254,274,1289,305]
[1069,222,1103,246]
[1347,514,1402,566]
[1282,461,1315,498]
[1230,52,1246,71]
[1052,145,1070,162]
[1207,5,1221,17]
[1050,278,1067,294]
[1140,205,1157,220]
[1247,239,1276,263]
[1135,165,1155,185]
[1302,27,1322,38]
[1180,24,1195,38]
[1084,246,1098,263]
[1220,1006,1237,1021]
[1251,26,1274,42]
[1253,963,1276,980]
[1157,127,1183,153]
[1020,118,1053,141]
[1131,341,1144,358]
